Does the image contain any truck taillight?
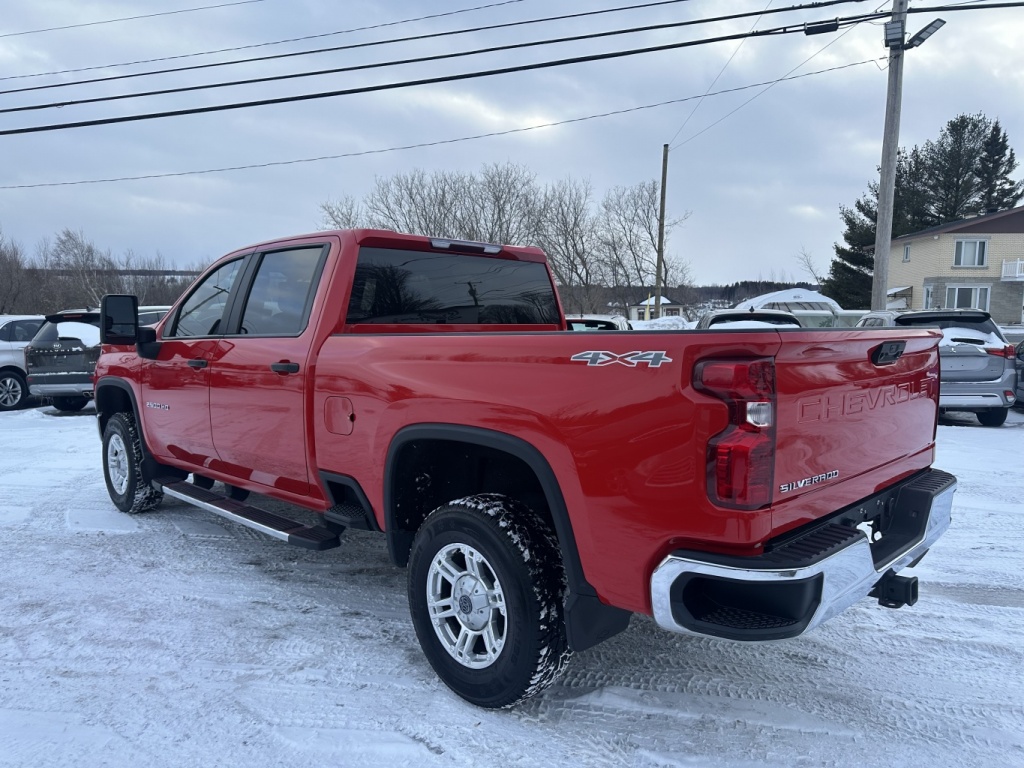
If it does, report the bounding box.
[694,358,776,509]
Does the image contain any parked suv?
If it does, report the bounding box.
[0,315,46,411]
[695,308,803,329]
[856,309,1017,426]
[26,306,171,412]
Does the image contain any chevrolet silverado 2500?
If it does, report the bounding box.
[94,229,956,708]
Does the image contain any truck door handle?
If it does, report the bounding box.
[187,359,208,369]
[270,362,300,374]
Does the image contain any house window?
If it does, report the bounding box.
[665,308,680,317]
[923,285,933,309]
[953,239,987,267]
[902,244,911,262]
[945,285,990,310]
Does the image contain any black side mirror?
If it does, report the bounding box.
[1016,341,1024,362]
[101,294,139,344]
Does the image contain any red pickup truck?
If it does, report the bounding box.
[95,229,956,708]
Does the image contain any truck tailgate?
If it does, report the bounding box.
[771,328,940,532]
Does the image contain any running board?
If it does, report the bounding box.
[154,478,341,550]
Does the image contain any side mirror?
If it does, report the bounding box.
[1016,341,1024,362]
[101,294,139,344]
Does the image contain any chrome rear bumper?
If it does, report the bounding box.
[651,469,956,641]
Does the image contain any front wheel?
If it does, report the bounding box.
[102,412,163,513]
[407,494,571,708]
[0,371,28,411]
[977,407,1009,427]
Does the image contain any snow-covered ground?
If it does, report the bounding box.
[1,405,1022,768]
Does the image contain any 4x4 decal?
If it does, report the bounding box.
[571,351,673,368]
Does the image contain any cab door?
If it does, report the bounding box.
[142,256,247,468]
[208,243,330,496]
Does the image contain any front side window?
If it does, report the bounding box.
[945,285,990,311]
[346,247,559,325]
[168,259,243,338]
[954,239,987,267]
[239,247,325,336]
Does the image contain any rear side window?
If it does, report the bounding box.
[238,247,325,336]
[346,247,559,325]
[895,315,1005,340]
[31,319,101,346]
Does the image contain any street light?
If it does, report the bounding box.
[907,19,946,48]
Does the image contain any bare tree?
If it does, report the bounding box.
[535,178,608,314]
[0,229,29,313]
[598,180,691,315]
[795,247,824,285]
[319,195,364,230]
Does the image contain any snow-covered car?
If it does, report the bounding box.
[694,308,803,330]
[24,305,172,412]
[0,314,45,411]
[857,309,1017,426]
[566,314,632,331]
[24,309,102,412]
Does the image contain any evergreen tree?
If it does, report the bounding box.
[922,113,991,223]
[974,119,1024,213]
[821,195,875,309]
[822,151,928,309]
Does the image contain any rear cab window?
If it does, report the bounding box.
[345,247,560,328]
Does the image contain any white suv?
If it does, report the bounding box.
[0,315,45,411]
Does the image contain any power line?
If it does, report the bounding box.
[671,0,1020,148]
[675,20,863,147]
[2,17,892,137]
[0,59,881,190]
[0,0,876,115]
[0,0,271,39]
[667,0,775,146]
[0,0,864,98]
[0,0,531,84]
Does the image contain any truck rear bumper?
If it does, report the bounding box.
[650,469,956,641]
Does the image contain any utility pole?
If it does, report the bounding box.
[871,0,909,311]
[654,143,669,320]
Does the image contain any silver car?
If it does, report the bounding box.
[0,314,46,411]
[857,309,1017,426]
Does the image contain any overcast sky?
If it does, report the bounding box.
[1,0,1022,287]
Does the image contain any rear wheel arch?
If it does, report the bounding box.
[384,424,630,651]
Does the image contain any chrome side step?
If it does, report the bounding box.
[154,478,341,551]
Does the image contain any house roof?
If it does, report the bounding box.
[892,205,1024,242]
[635,295,679,306]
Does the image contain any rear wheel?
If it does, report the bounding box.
[102,412,163,513]
[0,371,28,411]
[52,395,89,412]
[977,407,1009,427]
[407,494,571,708]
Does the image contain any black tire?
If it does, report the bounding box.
[192,474,215,490]
[52,396,89,412]
[0,370,28,411]
[102,412,164,514]
[407,494,571,708]
[226,484,250,501]
[977,407,1009,427]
